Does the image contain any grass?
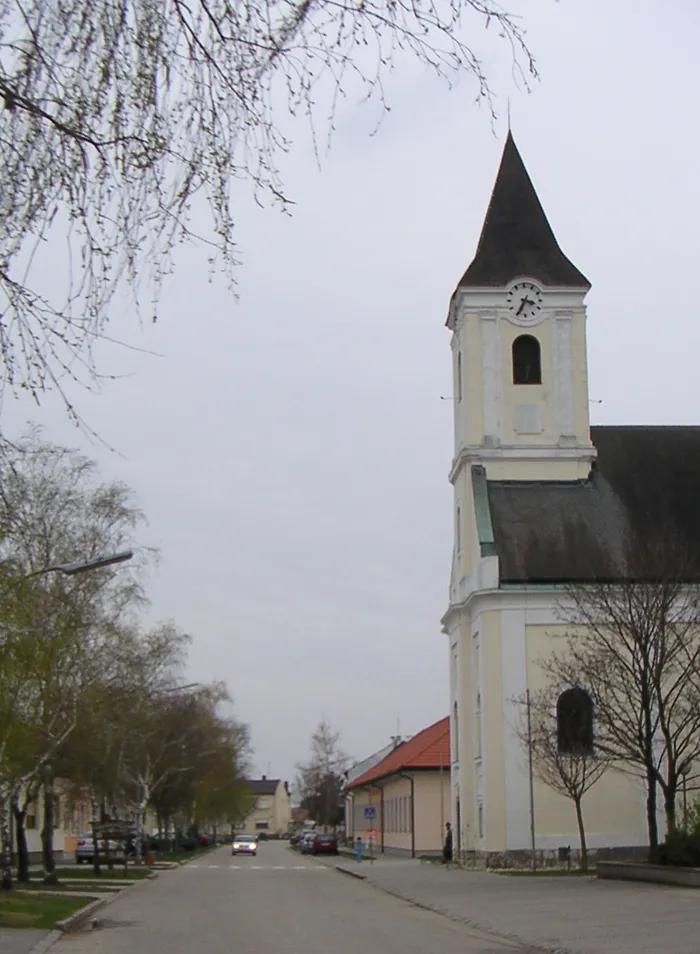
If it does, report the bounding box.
[52,866,150,880]
[493,867,593,876]
[155,846,217,864]
[19,881,122,893]
[0,892,95,929]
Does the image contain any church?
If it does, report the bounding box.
[441,132,700,864]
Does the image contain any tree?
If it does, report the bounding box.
[515,688,609,871]
[543,534,700,856]
[0,429,148,885]
[0,0,535,412]
[296,721,349,829]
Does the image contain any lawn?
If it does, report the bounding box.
[154,846,217,864]
[19,881,122,893]
[0,893,95,929]
[493,868,593,876]
[52,866,151,880]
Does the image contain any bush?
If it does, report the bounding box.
[652,831,700,868]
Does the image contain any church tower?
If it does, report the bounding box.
[444,134,598,859]
[447,132,596,487]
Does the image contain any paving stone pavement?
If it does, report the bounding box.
[327,855,700,954]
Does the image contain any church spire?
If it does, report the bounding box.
[458,132,590,289]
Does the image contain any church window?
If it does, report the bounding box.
[512,335,541,385]
[456,352,463,401]
[477,802,484,838]
[556,687,594,756]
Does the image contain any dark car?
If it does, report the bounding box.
[311,833,339,855]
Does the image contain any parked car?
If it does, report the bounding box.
[299,832,316,854]
[74,833,126,864]
[255,830,268,841]
[231,834,258,856]
[290,832,302,847]
[311,833,339,855]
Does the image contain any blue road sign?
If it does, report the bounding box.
[364,806,377,820]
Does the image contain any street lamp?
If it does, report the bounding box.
[24,550,134,578]
[681,764,691,828]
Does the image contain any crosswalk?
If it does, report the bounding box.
[185,863,327,871]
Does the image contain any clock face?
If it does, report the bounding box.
[506,281,543,321]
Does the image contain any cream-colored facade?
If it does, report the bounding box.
[442,135,650,862]
[239,778,291,836]
[348,773,451,856]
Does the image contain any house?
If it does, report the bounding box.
[11,784,93,863]
[343,740,398,835]
[344,718,450,856]
[239,777,291,836]
[442,132,695,863]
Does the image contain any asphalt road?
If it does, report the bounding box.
[54,842,535,954]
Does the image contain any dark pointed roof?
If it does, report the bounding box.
[458,132,590,289]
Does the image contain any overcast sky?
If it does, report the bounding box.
[3,1,699,785]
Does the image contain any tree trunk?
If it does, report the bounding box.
[645,766,659,858]
[663,782,677,836]
[41,778,57,884]
[0,788,13,890]
[573,795,588,872]
[90,790,102,876]
[11,793,29,883]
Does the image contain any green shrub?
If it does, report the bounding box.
[652,831,700,868]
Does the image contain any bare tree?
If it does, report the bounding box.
[296,720,349,829]
[515,688,609,871]
[544,534,700,856]
[0,0,536,414]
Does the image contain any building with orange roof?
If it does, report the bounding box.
[344,717,450,857]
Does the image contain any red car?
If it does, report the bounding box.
[311,833,338,855]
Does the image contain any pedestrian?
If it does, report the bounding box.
[355,835,363,863]
[442,822,453,865]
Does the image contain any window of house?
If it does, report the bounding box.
[512,335,542,385]
[556,687,594,755]
[53,797,61,828]
[26,813,36,830]
[456,351,463,402]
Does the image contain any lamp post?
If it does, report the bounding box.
[1,549,134,890]
[681,764,691,829]
[23,550,134,578]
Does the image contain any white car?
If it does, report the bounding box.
[231,834,258,856]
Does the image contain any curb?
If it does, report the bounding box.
[52,869,158,937]
[28,931,62,954]
[358,880,572,954]
[335,864,367,881]
[55,896,108,933]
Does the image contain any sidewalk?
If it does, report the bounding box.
[329,855,700,954]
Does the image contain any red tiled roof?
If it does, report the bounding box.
[346,717,450,789]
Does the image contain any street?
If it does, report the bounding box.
[53,842,533,954]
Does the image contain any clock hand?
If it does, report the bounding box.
[516,298,527,316]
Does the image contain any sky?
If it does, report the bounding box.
[3,0,699,786]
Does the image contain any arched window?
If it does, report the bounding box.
[456,351,463,402]
[512,335,541,385]
[556,687,594,756]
